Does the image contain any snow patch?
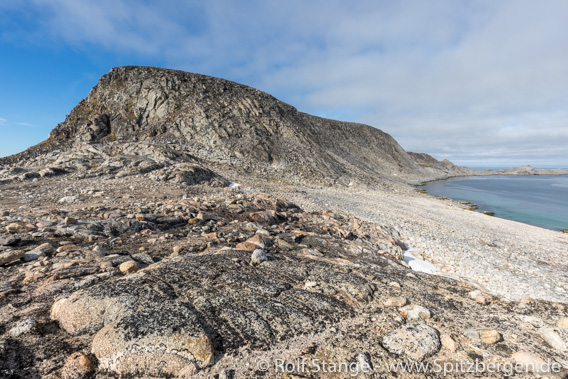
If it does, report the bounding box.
[404,248,436,274]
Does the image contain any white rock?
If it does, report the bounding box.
[511,351,549,374]
[59,195,78,204]
[539,328,565,351]
[250,249,268,265]
[9,317,37,337]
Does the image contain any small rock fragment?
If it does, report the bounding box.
[59,195,78,204]
[172,245,185,255]
[6,223,22,233]
[383,323,441,361]
[441,334,457,352]
[36,242,55,253]
[119,260,140,274]
[64,216,78,225]
[251,249,268,265]
[0,250,25,266]
[468,290,482,299]
[24,249,46,262]
[383,297,407,307]
[275,238,294,250]
[356,351,373,372]
[539,328,565,351]
[464,328,501,344]
[557,317,568,329]
[400,305,431,321]
[61,352,95,379]
[91,245,107,258]
[475,295,491,305]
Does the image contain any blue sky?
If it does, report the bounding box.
[1,0,567,167]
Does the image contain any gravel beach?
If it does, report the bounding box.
[272,183,568,303]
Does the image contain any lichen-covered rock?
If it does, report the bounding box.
[51,272,176,335]
[0,249,25,266]
[92,301,214,377]
[382,323,441,361]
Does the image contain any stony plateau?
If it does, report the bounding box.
[0,66,567,377]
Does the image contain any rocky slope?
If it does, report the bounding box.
[407,152,478,178]
[0,66,466,188]
[1,177,567,378]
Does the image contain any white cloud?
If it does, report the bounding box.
[5,0,568,165]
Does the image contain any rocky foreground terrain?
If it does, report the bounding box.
[1,66,567,377]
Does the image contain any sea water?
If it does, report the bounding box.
[419,175,568,231]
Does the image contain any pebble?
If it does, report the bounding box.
[36,242,55,253]
[441,334,457,352]
[171,245,185,255]
[400,304,431,321]
[61,352,95,379]
[304,281,317,288]
[464,328,501,344]
[91,245,107,258]
[557,317,568,329]
[0,250,25,266]
[64,216,78,225]
[250,249,268,265]
[383,297,407,307]
[475,295,491,305]
[6,223,22,233]
[538,328,565,351]
[119,260,140,274]
[24,249,46,262]
[57,245,80,253]
[356,351,373,371]
[382,323,441,361]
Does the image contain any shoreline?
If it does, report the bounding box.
[259,180,568,304]
[417,175,568,232]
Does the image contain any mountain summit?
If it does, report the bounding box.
[1,66,461,186]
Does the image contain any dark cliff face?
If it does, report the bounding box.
[3,66,432,184]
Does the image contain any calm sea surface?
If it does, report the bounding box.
[419,175,568,231]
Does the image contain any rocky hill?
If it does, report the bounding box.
[0,66,466,187]
[407,152,478,177]
[1,67,567,378]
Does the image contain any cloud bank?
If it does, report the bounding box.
[2,0,567,166]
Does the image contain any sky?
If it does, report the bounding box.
[1,0,567,168]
